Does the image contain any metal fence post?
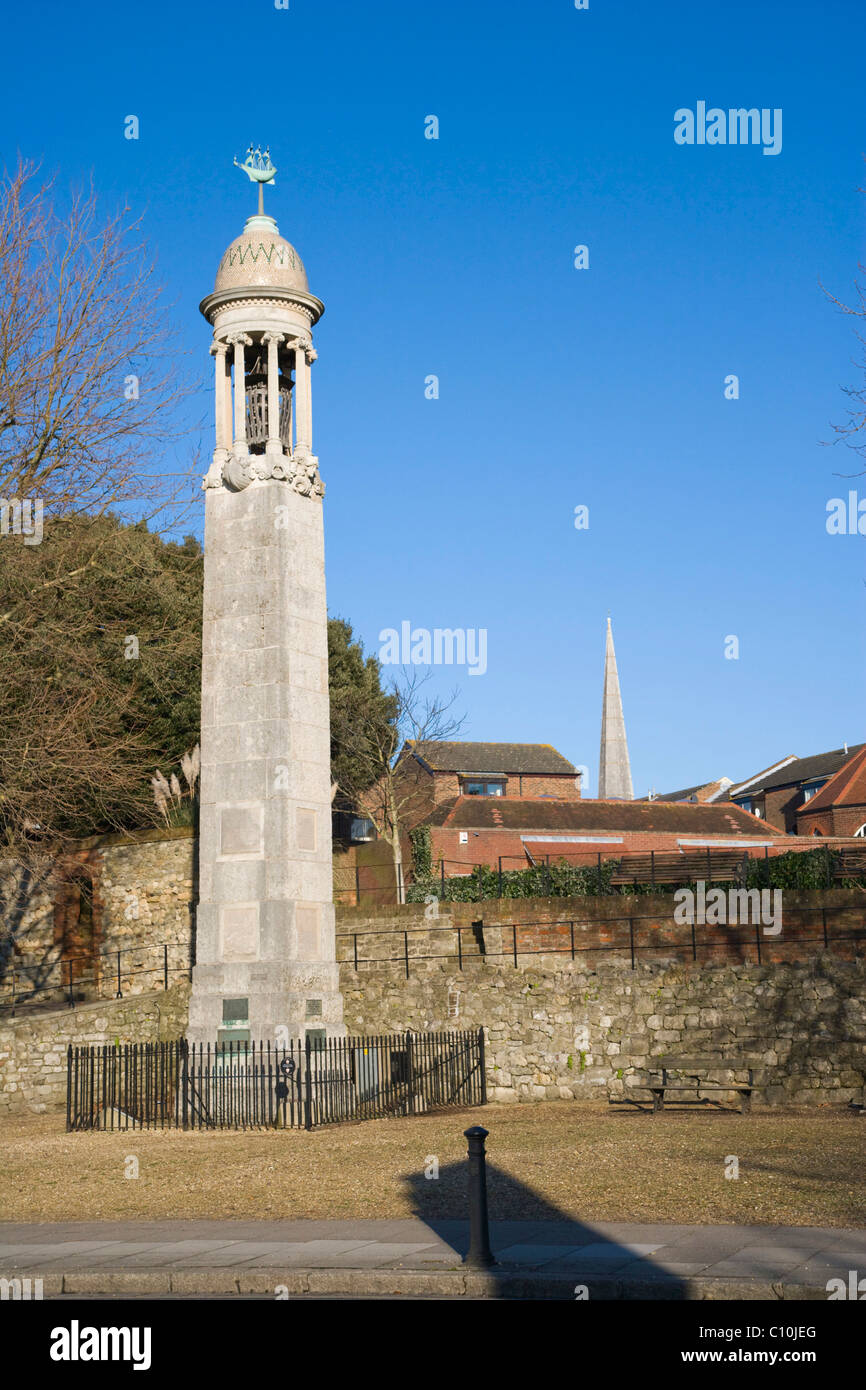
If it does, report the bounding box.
[188,901,197,972]
[181,1039,189,1130]
[304,1033,313,1131]
[478,1027,487,1105]
[406,1030,415,1115]
[463,1125,495,1268]
[65,1045,73,1131]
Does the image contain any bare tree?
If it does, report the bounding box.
[822,175,866,473]
[334,670,464,904]
[0,159,202,858]
[0,157,197,516]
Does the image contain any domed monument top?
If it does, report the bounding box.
[202,145,321,316]
[214,227,310,295]
[200,144,325,496]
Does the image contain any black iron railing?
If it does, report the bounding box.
[66,1029,486,1132]
[336,902,866,974]
[1,936,194,1016]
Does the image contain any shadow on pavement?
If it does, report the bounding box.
[402,1145,686,1298]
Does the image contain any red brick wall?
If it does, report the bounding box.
[798,804,866,838]
[760,787,799,831]
[429,771,580,802]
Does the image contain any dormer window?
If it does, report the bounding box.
[802,783,825,802]
[462,779,505,797]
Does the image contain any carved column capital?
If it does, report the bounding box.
[262,331,285,346]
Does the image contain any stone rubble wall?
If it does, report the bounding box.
[3,951,863,1117]
[1,830,195,1007]
[0,980,191,1118]
[2,872,865,1115]
[339,955,866,1107]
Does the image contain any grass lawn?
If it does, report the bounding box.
[1,1101,863,1228]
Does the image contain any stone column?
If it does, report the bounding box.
[230,334,252,453]
[293,338,313,456]
[223,352,233,451]
[210,340,229,454]
[263,332,284,458]
[306,345,317,453]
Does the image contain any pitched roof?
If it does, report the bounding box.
[729,745,864,798]
[404,742,576,775]
[796,744,866,814]
[425,797,784,837]
[654,778,732,804]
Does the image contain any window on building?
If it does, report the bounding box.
[802,781,826,802]
[463,780,505,797]
[854,824,866,838]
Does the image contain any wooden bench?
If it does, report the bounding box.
[834,848,866,880]
[624,1055,754,1113]
[609,851,748,888]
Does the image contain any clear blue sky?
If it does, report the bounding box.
[3,0,864,795]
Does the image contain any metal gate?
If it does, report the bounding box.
[66,1029,486,1131]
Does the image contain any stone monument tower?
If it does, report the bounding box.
[188,147,344,1047]
[598,616,634,801]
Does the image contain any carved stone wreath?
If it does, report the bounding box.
[204,452,325,497]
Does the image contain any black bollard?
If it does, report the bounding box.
[463,1125,496,1267]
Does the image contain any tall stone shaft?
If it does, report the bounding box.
[187,183,344,1047]
[598,617,634,801]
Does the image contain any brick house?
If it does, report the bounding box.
[397,741,581,813]
[795,745,866,838]
[727,744,865,834]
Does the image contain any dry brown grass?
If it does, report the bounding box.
[1,1102,863,1228]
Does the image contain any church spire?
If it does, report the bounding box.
[598,617,634,800]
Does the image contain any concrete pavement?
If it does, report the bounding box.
[2,1219,865,1298]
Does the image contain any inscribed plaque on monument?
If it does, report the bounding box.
[220,905,260,961]
[295,904,320,957]
[296,807,317,852]
[219,805,263,856]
